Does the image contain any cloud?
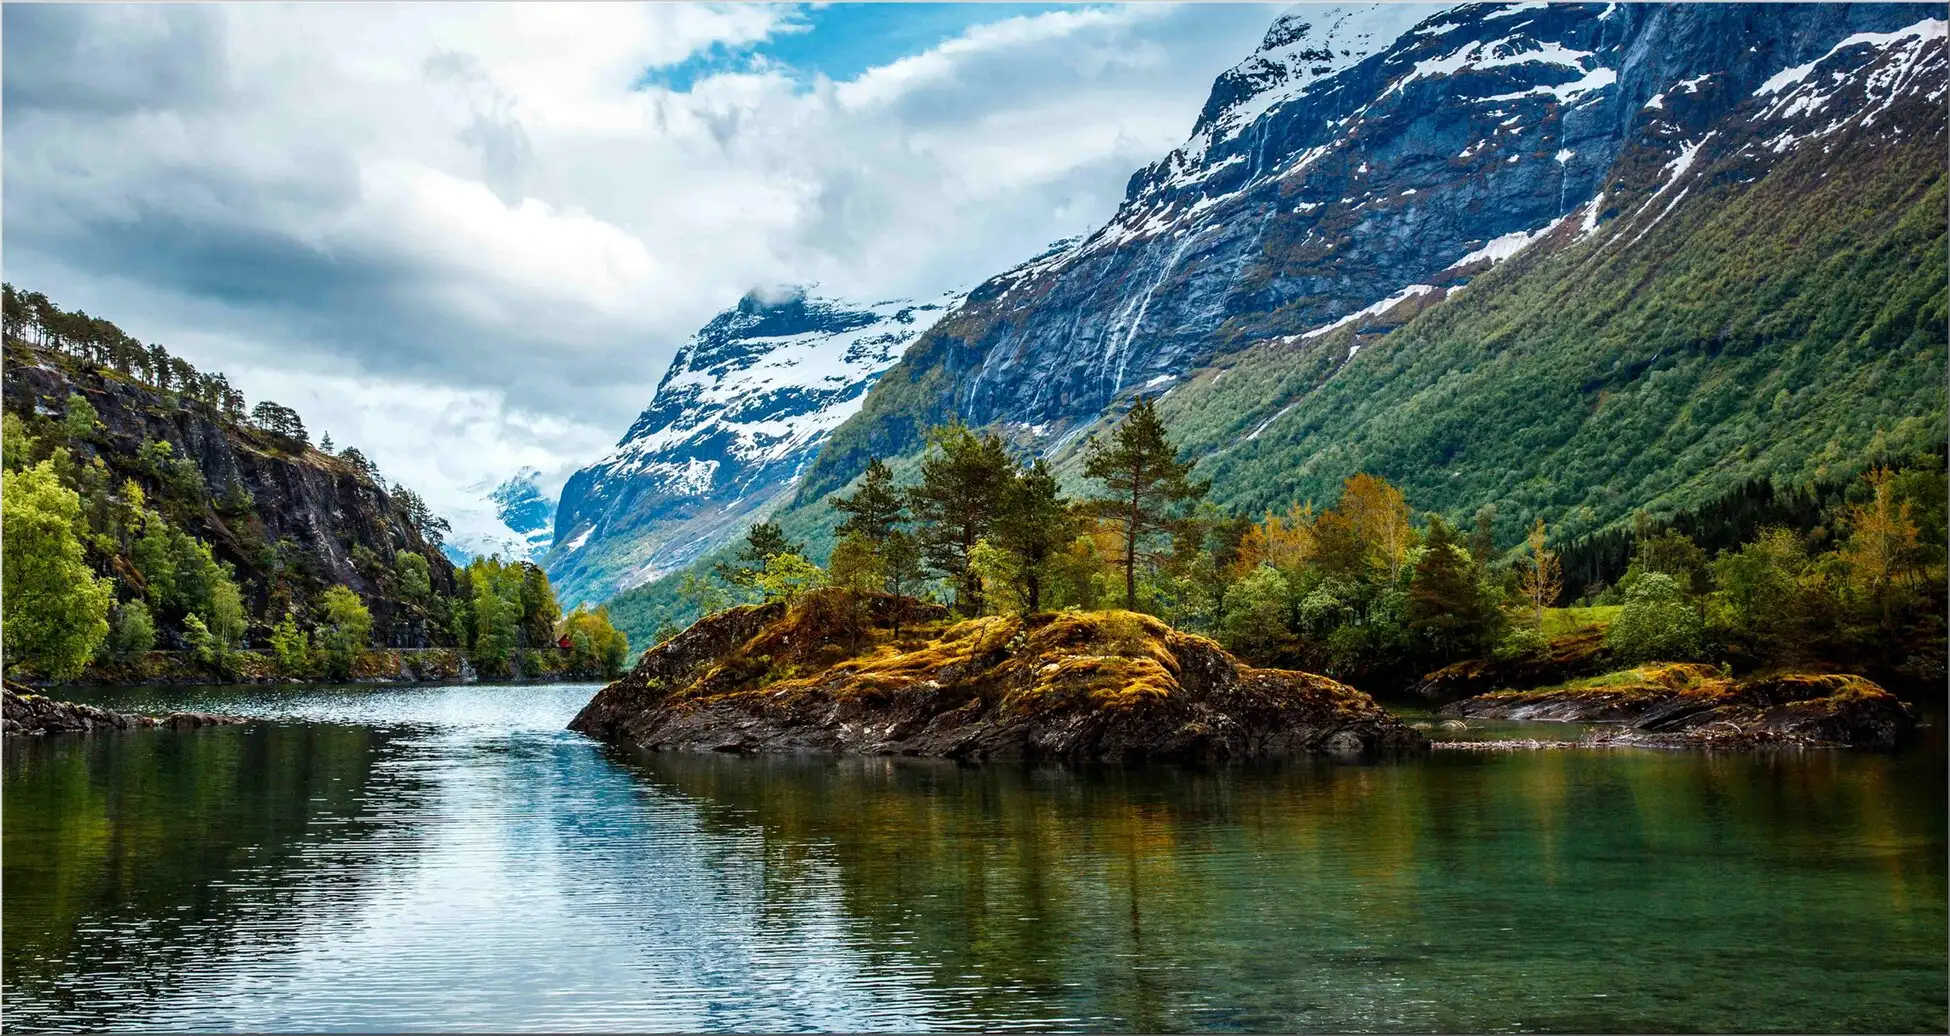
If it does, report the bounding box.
[2,2,1281,524]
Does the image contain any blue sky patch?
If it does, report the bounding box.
[640,3,1078,92]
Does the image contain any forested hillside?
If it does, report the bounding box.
[1,286,626,683]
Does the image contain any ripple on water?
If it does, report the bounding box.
[2,682,1945,1032]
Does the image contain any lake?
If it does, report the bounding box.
[4,682,1944,1032]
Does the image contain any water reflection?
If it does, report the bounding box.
[3,684,1943,1033]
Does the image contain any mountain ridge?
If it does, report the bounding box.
[546,286,965,605]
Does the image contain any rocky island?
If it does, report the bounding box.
[1438,664,1919,749]
[570,589,1424,761]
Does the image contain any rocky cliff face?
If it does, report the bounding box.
[547,288,963,605]
[2,340,458,646]
[798,1,1945,504]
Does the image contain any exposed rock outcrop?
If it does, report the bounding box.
[571,589,1424,762]
[1438,663,1919,748]
[3,682,247,735]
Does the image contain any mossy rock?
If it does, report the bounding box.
[1438,664,1917,748]
[570,589,1423,762]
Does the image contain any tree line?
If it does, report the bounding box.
[672,398,1945,687]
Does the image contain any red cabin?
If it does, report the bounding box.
[556,634,573,650]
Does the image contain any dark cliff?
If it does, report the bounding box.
[3,337,458,647]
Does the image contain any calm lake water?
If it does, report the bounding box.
[4,682,1944,1033]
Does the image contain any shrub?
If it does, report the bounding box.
[1605,573,1703,663]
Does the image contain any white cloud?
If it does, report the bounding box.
[3,2,1280,527]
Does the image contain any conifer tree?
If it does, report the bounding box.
[830,457,906,544]
[1081,397,1207,610]
[714,521,802,591]
[1408,515,1499,661]
[992,457,1076,613]
[905,423,1014,615]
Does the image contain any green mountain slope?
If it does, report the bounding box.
[1155,100,1946,548]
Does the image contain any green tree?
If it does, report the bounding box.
[318,585,373,679]
[1707,527,1826,664]
[100,600,157,664]
[880,529,926,634]
[517,563,562,647]
[1081,397,1208,610]
[3,411,38,472]
[754,553,825,605]
[1607,572,1704,663]
[1220,564,1291,656]
[906,423,1015,615]
[183,613,217,669]
[207,580,248,674]
[269,612,314,677]
[827,532,886,593]
[1,461,113,679]
[395,551,432,603]
[561,605,630,678]
[992,458,1077,613]
[830,457,906,544]
[713,521,802,593]
[61,393,99,443]
[470,582,518,676]
[1626,524,1711,596]
[1407,516,1500,662]
[678,570,732,617]
[966,540,1024,616]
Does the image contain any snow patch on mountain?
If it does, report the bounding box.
[443,467,556,564]
[544,287,964,604]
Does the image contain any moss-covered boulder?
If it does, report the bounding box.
[570,589,1424,761]
[1438,664,1918,748]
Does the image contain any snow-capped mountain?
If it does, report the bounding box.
[441,467,557,565]
[795,0,1946,505]
[545,288,964,605]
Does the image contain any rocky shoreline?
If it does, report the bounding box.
[3,683,249,736]
[1436,665,1919,749]
[571,591,1425,762]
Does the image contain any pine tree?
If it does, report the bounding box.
[713,521,802,591]
[830,456,906,544]
[992,457,1076,613]
[1081,397,1207,611]
[905,423,1014,615]
[1408,515,1498,661]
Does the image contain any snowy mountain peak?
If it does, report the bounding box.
[544,287,965,604]
[443,466,557,565]
[1192,4,1450,146]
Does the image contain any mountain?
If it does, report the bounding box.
[442,467,555,566]
[604,1,1945,649]
[792,0,1944,531]
[546,287,964,605]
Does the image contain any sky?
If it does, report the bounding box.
[2,2,1285,544]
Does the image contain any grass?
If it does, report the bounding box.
[1540,605,1622,637]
